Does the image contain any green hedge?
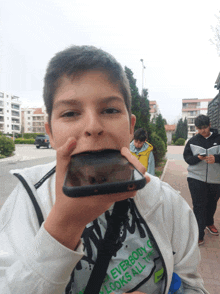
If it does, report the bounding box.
[14,133,45,139]
[15,138,35,144]
[174,138,185,146]
[149,132,166,166]
[0,136,15,157]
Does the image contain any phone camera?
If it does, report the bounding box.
[128,184,136,191]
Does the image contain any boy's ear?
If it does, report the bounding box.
[45,122,55,149]
[129,114,136,141]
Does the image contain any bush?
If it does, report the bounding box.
[23,133,44,139]
[0,136,15,157]
[149,132,166,166]
[15,138,35,144]
[174,138,185,146]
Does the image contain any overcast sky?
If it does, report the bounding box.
[0,0,220,123]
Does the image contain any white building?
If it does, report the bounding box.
[149,100,160,121]
[0,91,21,134]
[21,106,48,133]
[182,98,212,139]
[165,124,176,145]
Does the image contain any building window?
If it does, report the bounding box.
[28,117,30,120]
[11,104,20,110]
[189,111,197,116]
[28,111,30,114]
[0,92,4,98]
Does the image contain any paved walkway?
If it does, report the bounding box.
[162,146,220,294]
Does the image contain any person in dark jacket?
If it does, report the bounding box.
[183,114,220,245]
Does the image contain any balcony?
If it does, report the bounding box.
[11,110,20,117]
[11,104,20,110]
[33,116,44,121]
[12,119,20,124]
[12,125,20,131]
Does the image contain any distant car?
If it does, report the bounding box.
[34,135,51,149]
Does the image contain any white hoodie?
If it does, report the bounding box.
[0,161,208,294]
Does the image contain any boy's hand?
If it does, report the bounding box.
[45,138,149,250]
[205,154,215,164]
[198,155,206,160]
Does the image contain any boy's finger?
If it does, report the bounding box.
[56,137,77,174]
[121,147,146,175]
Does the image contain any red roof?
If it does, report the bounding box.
[33,108,44,114]
[165,124,176,131]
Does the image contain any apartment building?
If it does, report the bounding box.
[149,100,160,121]
[208,72,220,134]
[0,91,21,134]
[21,106,48,133]
[182,98,212,139]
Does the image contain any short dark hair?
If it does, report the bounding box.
[195,115,210,128]
[134,128,148,142]
[43,45,131,124]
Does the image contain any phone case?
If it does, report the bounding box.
[62,149,146,197]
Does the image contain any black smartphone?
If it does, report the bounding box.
[63,149,146,197]
[200,153,206,157]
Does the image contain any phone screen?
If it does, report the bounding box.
[65,149,142,188]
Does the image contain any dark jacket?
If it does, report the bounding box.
[183,129,220,183]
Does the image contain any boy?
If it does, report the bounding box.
[130,128,155,176]
[0,46,208,294]
[183,114,220,245]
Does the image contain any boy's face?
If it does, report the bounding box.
[196,125,211,138]
[45,70,136,155]
[134,140,145,149]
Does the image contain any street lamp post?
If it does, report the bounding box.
[140,59,146,95]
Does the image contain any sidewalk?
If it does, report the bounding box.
[162,146,220,294]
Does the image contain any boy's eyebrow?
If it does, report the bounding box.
[98,96,124,104]
[53,96,124,109]
[53,99,81,109]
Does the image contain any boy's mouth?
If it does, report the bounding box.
[72,148,119,157]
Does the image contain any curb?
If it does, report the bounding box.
[160,158,170,181]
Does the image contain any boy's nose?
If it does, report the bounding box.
[84,111,104,137]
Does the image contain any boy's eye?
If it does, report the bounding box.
[103,108,120,114]
[62,111,79,117]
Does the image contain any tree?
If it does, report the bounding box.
[175,118,188,141]
[163,118,167,125]
[125,66,141,128]
[210,11,220,57]
[183,117,188,140]
[155,114,167,149]
[125,67,151,134]
[140,88,151,139]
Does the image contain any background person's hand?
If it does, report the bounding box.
[205,154,215,164]
[198,155,207,161]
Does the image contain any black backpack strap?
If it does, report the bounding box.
[34,166,56,189]
[83,199,129,294]
[14,173,44,227]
